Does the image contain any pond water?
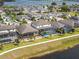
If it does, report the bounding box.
[4,0,79,6]
[30,45,79,59]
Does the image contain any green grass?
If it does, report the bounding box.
[68,12,79,16]
[17,36,79,59]
[0,32,79,59]
[0,28,79,53]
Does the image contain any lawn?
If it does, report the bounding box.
[68,12,79,16]
[0,28,79,53]
[1,34,79,59]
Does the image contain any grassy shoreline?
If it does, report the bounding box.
[0,29,79,53]
[0,35,79,59]
[17,36,79,59]
[28,41,79,59]
[0,28,79,59]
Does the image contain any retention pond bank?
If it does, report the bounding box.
[30,45,79,59]
[0,35,79,59]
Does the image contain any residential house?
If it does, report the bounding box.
[0,24,18,43]
[51,21,65,34]
[69,6,79,12]
[16,24,38,39]
[16,15,31,22]
[70,16,79,28]
[31,20,54,35]
[59,20,75,33]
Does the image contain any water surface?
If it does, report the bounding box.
[4,0,79,6]
[30,45,79,59]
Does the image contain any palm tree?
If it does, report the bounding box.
[31,17,36,21]
[61,5,69,12]
[56,28,64,34]
[20,19,27,25]
[51,17,56,21]
[0,15,3,22]
[48,6,53,12]
[22,19,27,24]
[29,35,34,42]
[14,39,20,46]
[0,43,3,50]
[11,13,16,22]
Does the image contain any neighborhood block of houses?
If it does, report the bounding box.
[0,5,79,43]
[0,17,79,43]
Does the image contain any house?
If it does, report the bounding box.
[59,20,75,33]
[51,21,65,34]
[31,20,54,35]
[16,15,31,22]
[70,16,79,28]
[51,21,65,29]
[16,24,38,38]
[0,24,18,43]
[38,6,48,13]
[69,7,79,12]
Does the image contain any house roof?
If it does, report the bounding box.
[59,20,74,27]
[17,24,38,34]
[70,16,79,20]
[0,24,16,31]
[51,22,65,29]
[31,20,52,29]
[32,20,51,26]
[16,15,31,20]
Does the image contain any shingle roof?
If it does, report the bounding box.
[59,20,74,27]
[32,20,51,26]
[0,24,16,31]
[31,20,52,29]
[17,24,38,34]
[51,22,65,29]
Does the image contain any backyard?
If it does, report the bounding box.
[0,32,79,59]
[0,28,79,53]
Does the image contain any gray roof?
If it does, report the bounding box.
[17,24,38,34]
[70,16,79,20]
[16,15,31,20]
[31,20,52,29]
[0,24,16,31]
[32,20,51,26]
[59,20,74,27]
[51,22,65,29]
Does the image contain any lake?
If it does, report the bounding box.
[4,0,79,6]
[30,45,79,59]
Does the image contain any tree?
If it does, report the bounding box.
[61,5,69,12]
[62,2,66,5]
[29,35,35,42]
[51,17,57,21]
[71,28,75,33]
[0,15,3,21]
[0,43,3,50]
[48,6,53,12]
[56,28,65,34]
[22,19,27,24]
[51,2,57,6]
[31,17,36,21]
[62,15,68,19]
[11,12,17,21]
[17,11,24,15]
[14,39,20,46]
[20,19,27,25]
